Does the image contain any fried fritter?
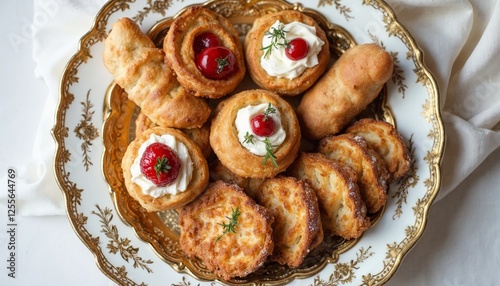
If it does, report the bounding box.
[179,181,274,280]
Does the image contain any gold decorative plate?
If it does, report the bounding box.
[54,0,444,285]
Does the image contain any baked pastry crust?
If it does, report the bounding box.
[346,118,411,180]
[255,176,322,268]
[297,43,394,139]
[210,89,301,178]
[121,126,209,212]
[209,159,264,199]
[163,6,246,98]
[318,134,389,213]
[135,111,213,159]
[103,17,211,129]
[179,181,274,280]
[244,10,330,96]
[288,152,370,239]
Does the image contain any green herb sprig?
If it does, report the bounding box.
[261,24,289,58]
[243,132,278,167]
[263,103,277,121]
[216,207,241,242]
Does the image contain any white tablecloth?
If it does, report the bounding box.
[0,0,499,285]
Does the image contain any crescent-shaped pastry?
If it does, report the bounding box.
[210,89,301,178]
[103,17,211,129]
[297,43,394,139]
[164,6,246,98]
[121,127,209,212]
[244,10,330,96]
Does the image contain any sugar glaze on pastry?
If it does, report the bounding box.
[260,20,325,79]
[130,133,193,198]
[235,103,286,156]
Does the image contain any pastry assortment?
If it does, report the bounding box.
[103,6,411,281]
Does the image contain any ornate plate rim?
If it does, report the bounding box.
[53,0,445,285]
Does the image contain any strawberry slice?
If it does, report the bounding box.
[140,142,180,186]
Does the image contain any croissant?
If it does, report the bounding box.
[103,17,211,129]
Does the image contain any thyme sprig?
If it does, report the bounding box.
[216,207,241,242]
[263,103,277,121]
[262,138,278,167]
[243,132,278,167]
[261,24,289,58]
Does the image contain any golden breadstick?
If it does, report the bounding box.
[297,43,393,140]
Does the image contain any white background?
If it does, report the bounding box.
[1,1,499,285]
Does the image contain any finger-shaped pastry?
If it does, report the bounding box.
[210,89,301,178]
[179,181,274,280]
[121,126,209,212]
[103,17,211,129]
[164,6,246,98]
[245,10,330,96]
[318,134,389,213]
[346,118,411,180]
[297,43,393,139]
[254,176,322,268]
[135,112,213,159]
[288,152,370,239]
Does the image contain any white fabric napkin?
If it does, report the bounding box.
[0,0,107,216]
[385,0,500,200]
[6,0,500,216]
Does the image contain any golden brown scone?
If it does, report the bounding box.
[209,159,264,199]
[297,43,394,139]
[244,10,330,96]
[346,118,411,180]
[288,153,370,239]
[163,6,245,98]
[254,177,322,268]
[210,89,301,178]
[179,181,274,280]
[121,127,209,212]
[103,18,211,129]
[135,112,212,159]
[318,134,389,213]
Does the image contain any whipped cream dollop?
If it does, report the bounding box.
[260,20,325,79]
[235,103,286,156]
[131,133,193,198]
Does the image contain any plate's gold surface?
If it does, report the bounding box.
[54,0,445,285]
[102,1,392,283]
